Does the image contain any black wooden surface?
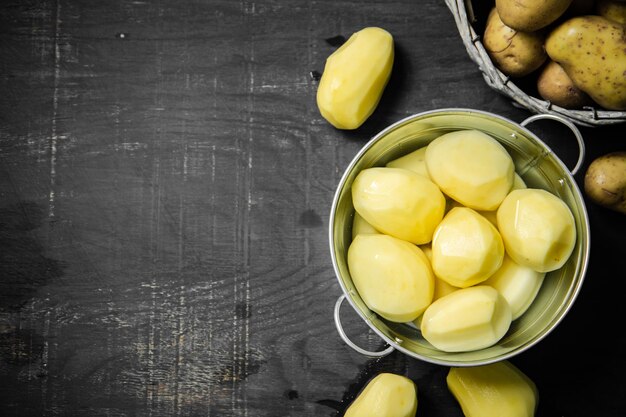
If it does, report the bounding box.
[1,1,625,416]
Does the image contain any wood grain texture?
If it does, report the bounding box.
[1,0,625,416]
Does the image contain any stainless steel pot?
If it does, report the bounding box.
[329,109,590,367]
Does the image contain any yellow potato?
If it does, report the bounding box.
[483,8,547,78]
[447,361,538,417]
[496,0,572,31]
[431,207,505,288]
[419,244,433,261]
[316,27,394,129]
[386,146,430,179]
[513,173,527,190]
[425,130,514,211]
[345,373,417,417]
[351,212,380,240]
[545,16,626,110]
[352,167,446,245]
[477,173,526,226]
[421,286,512,352]
[497,189,576,272]
[484,255,546,320]
[348,234,434,323]
[413,270,459,328]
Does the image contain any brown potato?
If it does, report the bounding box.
[596,0,626,24]
[545,16,626,110]
[483,8,547,78]
[496,0,573,31]
[537,60,590,109]
[584,152,626,215]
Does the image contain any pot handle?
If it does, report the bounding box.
[520,114,585,176]
[334,294,395,358]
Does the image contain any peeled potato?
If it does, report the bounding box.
[484,255,546,320]
[477,173,526,226]
[421,286,512,352]
[351,212,380,240]
[513,173,527,190]
[413,275,459,328]
[352,167,446,245]
[447,361,538,417]
[316,27,394,129]
[386,146,430,179]
[431,207,505,288]
[348,234,434,322]
[497,189,576,273]
[345,373,417,417]
[425,130,514,211]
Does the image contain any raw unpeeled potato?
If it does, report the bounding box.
[345,373,417,417]
[483,8,547,78]
[348,234,434,322]
[431,207,505,288]
[484,255,546,320]
[447,361,538,417]
[545,15,626,110]
[496,0,573,31]
[316,27,394,129]
[425,129,514,211]
[596,0,626,24]
[537,60,590,109]
[584,152,626,214]
[421,286,512,352]
[497,189,576,273]
[352,167,446,244]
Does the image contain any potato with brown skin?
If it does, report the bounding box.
[537,60,590,109]
[596,0,626,24]
[483,8,547,78]
[545,15,626,110]
[584,152,626,214]
[496,0,573,31]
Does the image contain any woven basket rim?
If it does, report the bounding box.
[445,0,626,127]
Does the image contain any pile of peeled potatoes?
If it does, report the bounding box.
[348,129,576,353]
[483,0,626,110]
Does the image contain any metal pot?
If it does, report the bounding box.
[329,109,590,367]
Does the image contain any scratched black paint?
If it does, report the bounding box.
[0,202,65,310]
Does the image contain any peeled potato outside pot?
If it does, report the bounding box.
[316,27,394,129]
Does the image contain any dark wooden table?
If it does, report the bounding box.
[1,1,625,416]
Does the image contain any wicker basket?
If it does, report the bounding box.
[445,0,626,127]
